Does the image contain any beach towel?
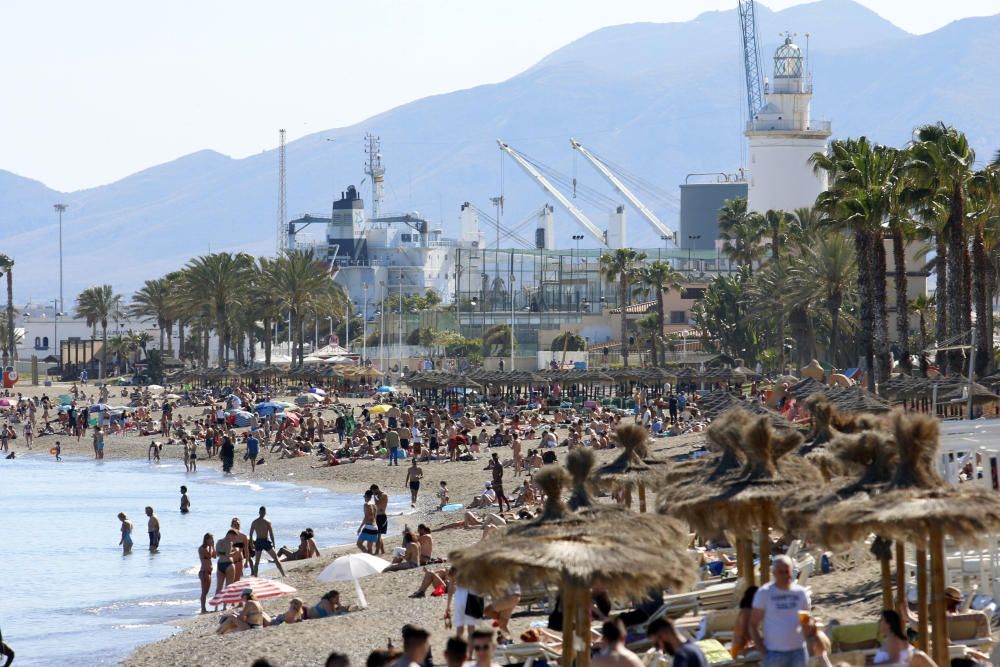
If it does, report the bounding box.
[694,639,731,665]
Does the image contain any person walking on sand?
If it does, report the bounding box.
[356,490,380,554]
[145,506,161,552]
[750,555,811,667]
[386,426,400,466]
[249,506,285,576]
[405,458,423,507]
[198,533,216,613]
[371,485,389,555]
[118,512,134,555]
[245,430,259,472]
[487,452,511,511]
[180,486,191,514]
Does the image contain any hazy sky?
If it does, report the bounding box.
[2,0,996,192]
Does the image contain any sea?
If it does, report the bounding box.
[0,454,405,666]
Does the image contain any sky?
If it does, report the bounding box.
[2,0,997,192]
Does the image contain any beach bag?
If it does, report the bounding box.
[464,593,485,619]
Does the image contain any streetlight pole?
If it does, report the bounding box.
[54,204,67,313]
[379,281,386,373]
[398,271,404,374]
[687,235,701,275]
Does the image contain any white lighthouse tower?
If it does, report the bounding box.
[746,35,831,213]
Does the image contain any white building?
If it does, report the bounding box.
[745,36,832,213]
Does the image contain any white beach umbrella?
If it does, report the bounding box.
[317,553,390,608]
[146,384,164,392]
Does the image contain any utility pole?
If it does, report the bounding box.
[362,282,368,364]
[54,204,68,313]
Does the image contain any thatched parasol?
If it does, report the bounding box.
[450,463,695,667]
[592,424,664,512]
[815,410,1000,666]
[663,413,820,585]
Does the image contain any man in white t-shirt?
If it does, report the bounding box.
[751,555,810,667]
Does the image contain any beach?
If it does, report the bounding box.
[1,381,882,667]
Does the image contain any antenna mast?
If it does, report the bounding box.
[277,128,288,252]
[364,133,385,221]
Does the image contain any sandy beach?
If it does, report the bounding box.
[2,381,883,666]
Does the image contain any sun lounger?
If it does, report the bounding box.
[946,612,993,651]
[494,642,561,664]
[829,622,880,653]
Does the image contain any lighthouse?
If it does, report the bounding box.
[745,35,832,213]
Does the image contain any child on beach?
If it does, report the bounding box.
[437,481,449,510]
[54,440,61,462]
[180,486,191,514]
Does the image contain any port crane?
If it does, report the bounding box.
[738,0,765,121]
[569,137,675,243]
[497,139,610,247]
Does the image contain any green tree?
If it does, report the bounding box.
[74,284,123,378]
[600,248,647,367]
[638,260,683,367]
[129,278,174,353]
[177,253,253,368]
[909,294,935,376]
[717,198,766,272]
[551,331,587,352]
[908,123,976,373]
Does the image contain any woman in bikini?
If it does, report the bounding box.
[198,533,217,613]
[304,590,348,619]
[214,530,238,604]
[229,518,250,581]
[277,529,321,562]
[118,513,134,555]
[217,589,265,634]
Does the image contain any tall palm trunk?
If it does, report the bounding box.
[935,234,949,375]
[158,322,166,352]
[100,319,109,378]
[619,282,630,368]
[295,311,305,366]
[946,186,966,373]
[5,269,14,365]
[856,231,876,391]
[872,233,891,385]
[972,225,992,377]
[263,316,273,367]
[176,319,184,359]
[828,289,843,368]
[656,289,666,367]
[890,225,911,373]
[215,305,226,369]
[918,312,929,377]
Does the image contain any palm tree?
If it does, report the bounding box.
[908,123,976,373]
[762,209,795,263]
[787,230,857,367]
[812,138,897,389]
[639,260,684,367]
[909,294,935,376]
[266,249,341,366]
[600,248,647,367]
[718,198,766,272]
[250,258,283,367]
[129,278,173,353]
[969,166,1000,375]
[177,253,253,368]
[75,285,123,378]
[0,255,14,366]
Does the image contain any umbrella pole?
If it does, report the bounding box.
[895,541,906,609]
[916,545,929,652]
[562,583,577,667]
[352,577,368,609]
[577,585,591,667]
[880,557,893,611]
[929,525,948,667]
[759,519,770,584]
[624,488,632,510]
[638,483,647,513]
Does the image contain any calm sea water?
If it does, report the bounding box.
[0,454,404,666]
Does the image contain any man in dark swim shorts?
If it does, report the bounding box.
[371,484,389,555]
[249,506,286,576]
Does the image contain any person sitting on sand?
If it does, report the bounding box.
[304,590,349,619]
[416,524,434,564]
[268,597,305,626]
[217,589,265,634]
[277,529,321,562]
[409,566,451,598]
[385,528,422,572]
[467,483,496,509]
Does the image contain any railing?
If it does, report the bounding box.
[746,119,831,133]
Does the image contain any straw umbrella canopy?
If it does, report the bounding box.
[593,424,663,512]
[814,410,1000,666]
[450,463,695,667]
[660,412,820,585]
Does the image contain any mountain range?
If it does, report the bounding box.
[3,0,999,303]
